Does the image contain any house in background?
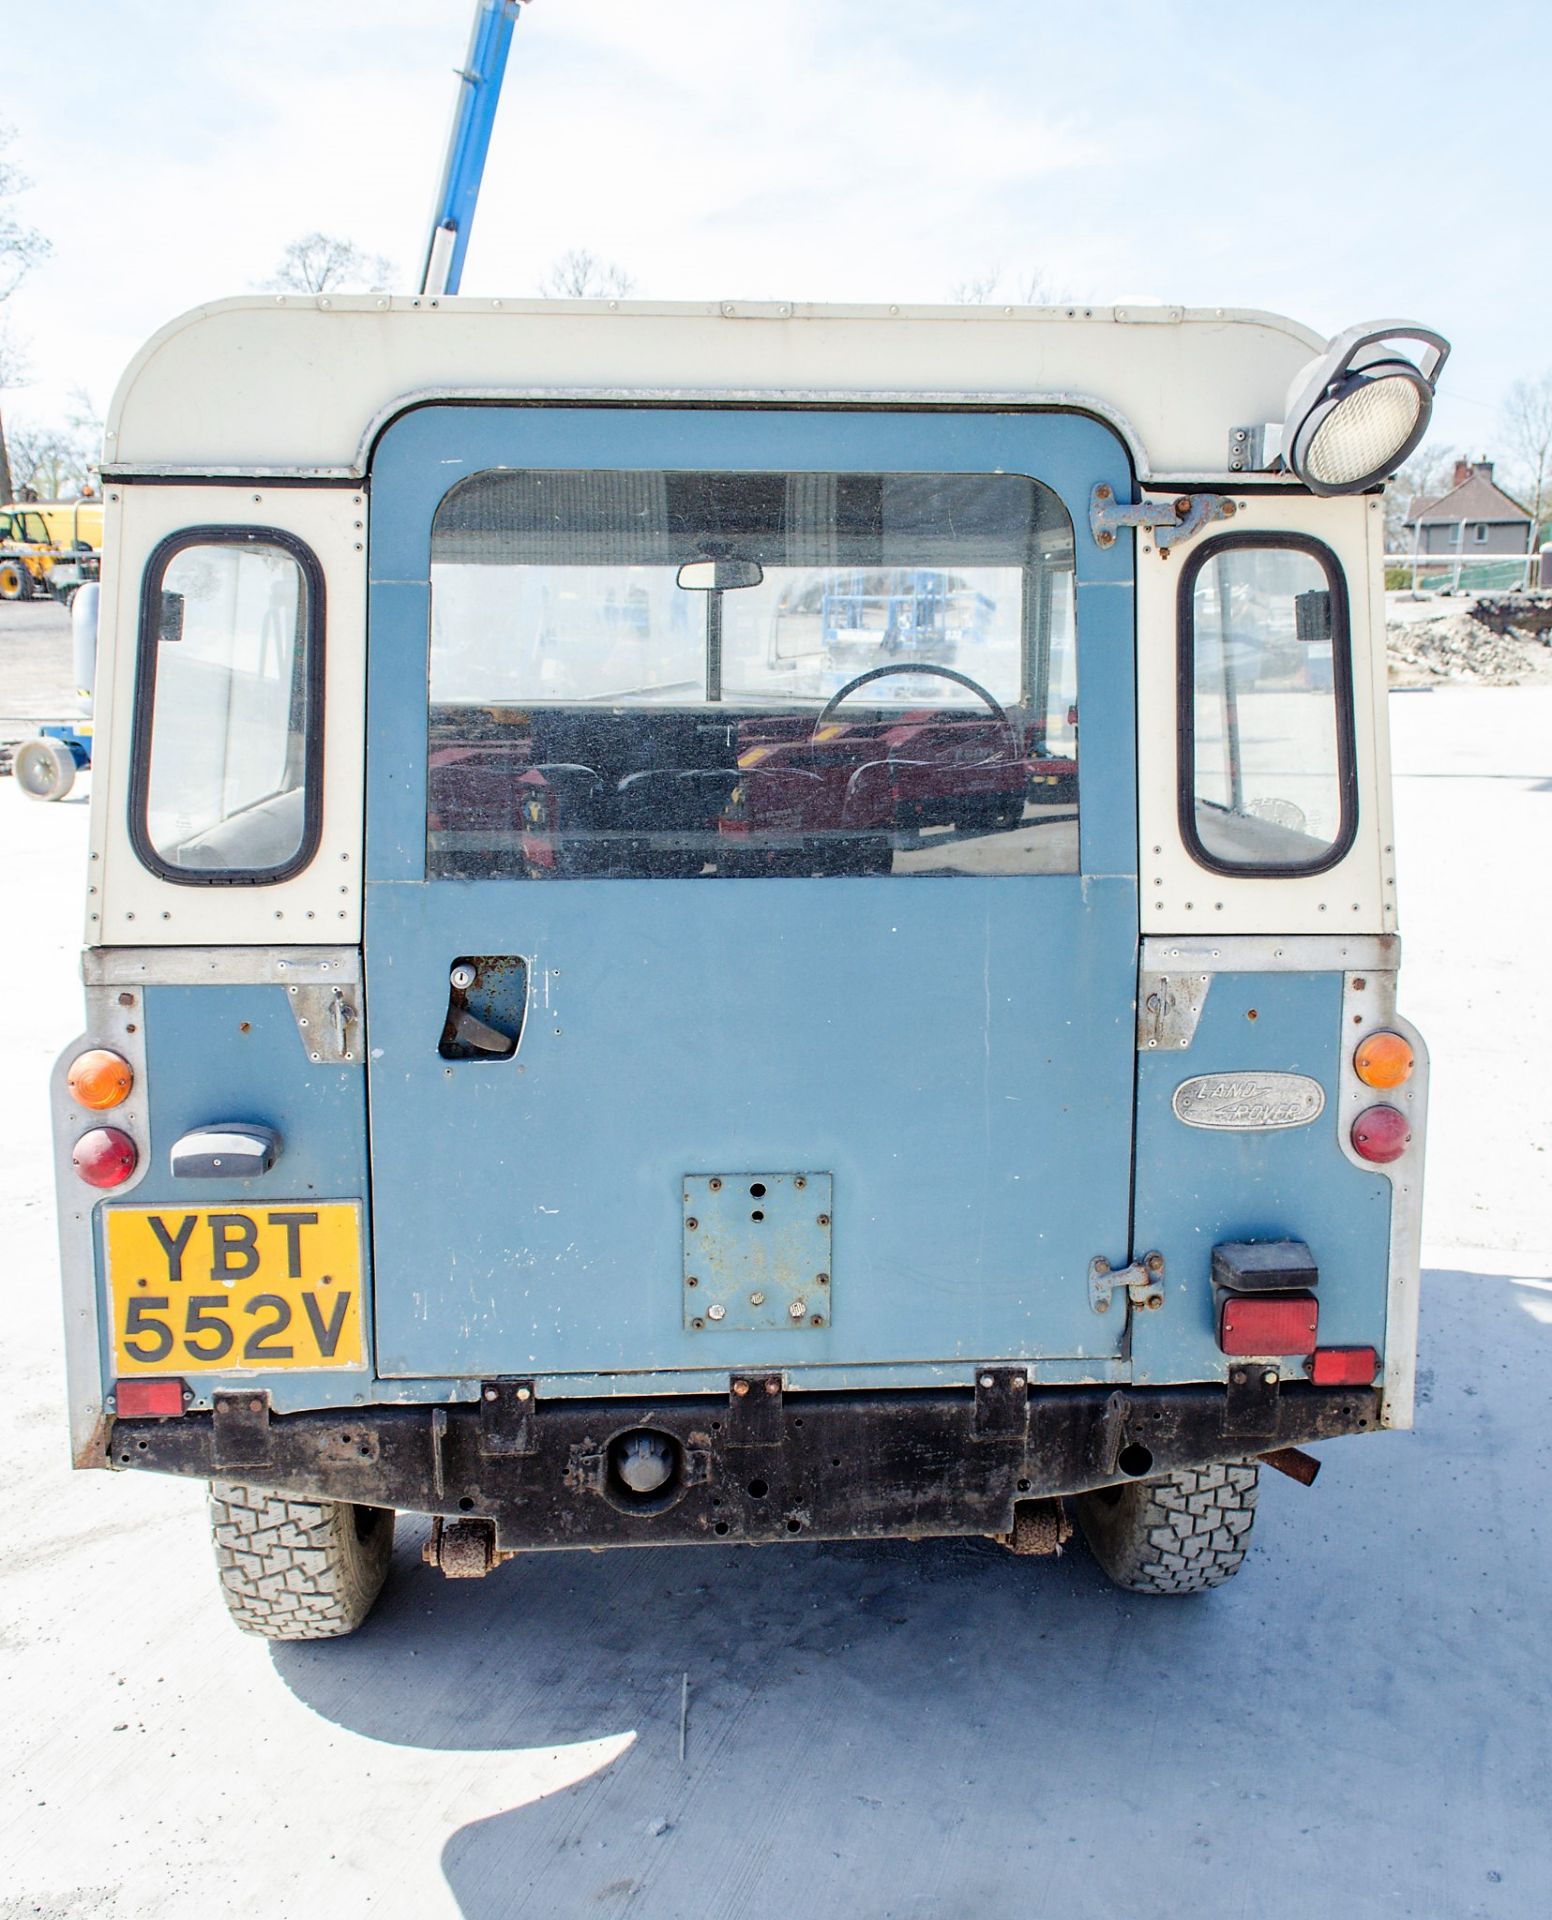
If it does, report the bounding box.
[1403,457,1532,556]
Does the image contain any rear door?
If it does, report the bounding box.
[364,405,1137,1383]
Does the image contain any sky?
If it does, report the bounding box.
[1,0,1546,472]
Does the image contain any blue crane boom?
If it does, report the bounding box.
[419,0,523,297]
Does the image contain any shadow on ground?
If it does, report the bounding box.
[272,1268,1552,1920]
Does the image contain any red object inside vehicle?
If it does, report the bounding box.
[1218,1291,1319,1357]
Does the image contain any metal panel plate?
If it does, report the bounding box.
[683,1174,832,1333]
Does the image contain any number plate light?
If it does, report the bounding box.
[72,1126,138,1188]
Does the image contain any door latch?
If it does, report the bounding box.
[1089,1251,1166,1316]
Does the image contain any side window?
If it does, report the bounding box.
[1180,535,1354,876]
[130,528,324,883]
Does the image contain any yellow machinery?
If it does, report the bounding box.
[0,498,103,602]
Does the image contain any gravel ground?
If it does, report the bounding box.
[1387,595,1552,686]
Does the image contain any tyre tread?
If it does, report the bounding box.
[1074,1461,1260,1595]
[208,1482,393,1640]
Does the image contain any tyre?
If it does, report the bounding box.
[1074,1460,1259,1594]
[0,560,31,600]
[208,1482,395,1639]
[12,736,76,801]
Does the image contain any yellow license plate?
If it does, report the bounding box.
[105,1202,366,1374]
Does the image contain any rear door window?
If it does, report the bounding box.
[1180,535,1354,874]
[131,529,323,882]
[427,469,1078,880]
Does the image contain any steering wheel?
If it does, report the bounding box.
[815,663,1020,761]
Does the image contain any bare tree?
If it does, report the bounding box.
[538,249,636,299]
[1384,440,1458,550]
[262,232,397,295]
[949,266,1070,306]
[949,268,1002,304]
[0,123,50,503]
[6,420,92,499]
[1501,373,1552,552]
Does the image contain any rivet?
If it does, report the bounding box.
[708,1304,726,1320]
[749,1291,765,1306]
[979,1373,995,1389]
[516,1387,531,1401]
[764,1378,779,1395]
[1263,1371,1278,1387]
[789,1301,806,1319]
[732,1380,749,1397]
[483,1387,498,1401]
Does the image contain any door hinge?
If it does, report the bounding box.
[1089,484,1236,556]
[1089,1252,1166,1317]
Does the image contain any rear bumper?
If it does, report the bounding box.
[106,1375,1379,1551]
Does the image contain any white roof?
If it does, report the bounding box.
[103,295,1325,483]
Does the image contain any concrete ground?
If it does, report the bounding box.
[1,602,1548,1918]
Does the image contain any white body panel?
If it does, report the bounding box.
[88,486,366,946]
[102,297,1323,483]
[1136,492,1397,937]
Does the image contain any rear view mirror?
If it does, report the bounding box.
[676,556,764,592]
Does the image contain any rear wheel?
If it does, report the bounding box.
[1074,1460,1259,1594]
[208,1482,395,1639]
[0,560,31,600]
[12,736,76,801]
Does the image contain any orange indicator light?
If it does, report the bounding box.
[1354,1031,1414,1090]
[67,1048,134,1110]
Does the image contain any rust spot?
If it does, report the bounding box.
[117,993,135,1008]
[239,1021,251,1034]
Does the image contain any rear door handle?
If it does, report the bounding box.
[439,956,527,1061]
[447,1006,516,1055]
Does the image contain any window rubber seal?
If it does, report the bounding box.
[1175,529,1358,881]
[128,524,327,887]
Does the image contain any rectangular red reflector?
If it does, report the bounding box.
[114,1378,185,1418]
[1309,1346,1379,1386]
[1218,1291,1318,1357]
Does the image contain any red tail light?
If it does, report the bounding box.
[1218,1291,1319,1357]
[114,1379,186,1418]
[1309,1347,1379,1386]
[72,1126,138,1188]
[1351,1105,1411,1164]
